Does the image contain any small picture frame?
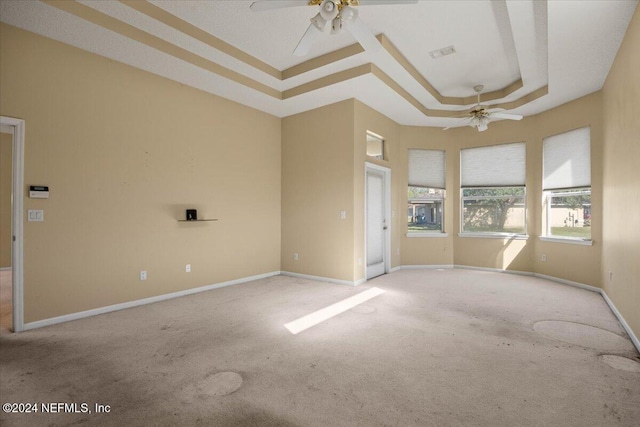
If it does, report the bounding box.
[186,209,198,221]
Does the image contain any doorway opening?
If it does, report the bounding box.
[1,126,13,333]
[0,116,25,333]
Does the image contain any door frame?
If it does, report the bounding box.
[364,162,391,280]
[1,116,25,332]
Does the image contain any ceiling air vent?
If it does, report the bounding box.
[429,45,456,59]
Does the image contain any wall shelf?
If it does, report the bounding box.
[177,219,218,222]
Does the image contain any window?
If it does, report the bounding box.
[460,142,526,235]
[366,132,385,161]
[543,127,591,241]
[408,149,445,233]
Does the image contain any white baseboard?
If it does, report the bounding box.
[0,266,11,271]
[23,271,281,331]
[533,273,601,293]
[455,264,534,276]
[395,264,532,276]
[600,290,640,353]
[281,271,359,287]
[398,264,454,270]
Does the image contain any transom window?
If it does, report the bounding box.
[366,132,385,161]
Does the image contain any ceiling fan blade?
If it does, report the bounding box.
[250,1,310,12]
[490,112,523,121]
[357,0,419,5]
[293,22,324,56]
[486,107,505,113]
[345,16,381,53]
[443,118,471,131]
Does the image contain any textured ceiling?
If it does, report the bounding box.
[0,0,637,128]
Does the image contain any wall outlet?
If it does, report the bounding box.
[358,257,363,266]
[140,270,147,281]
[293,253,298,261]
[397,248,400,256]
[541,254,547,262]
[340,210,346,219]
[186,264,191,273]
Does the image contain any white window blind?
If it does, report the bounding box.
[543,127,591,190]
[408,149,445,189]
[461,142,526,187]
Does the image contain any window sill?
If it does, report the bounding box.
[406,232,449,238]
[539,236,593,246]
[458,233,529,240]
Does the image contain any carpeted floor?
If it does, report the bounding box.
[1,269,639,426]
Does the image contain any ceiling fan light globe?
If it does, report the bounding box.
[310,13,327,31]
[331,16,342,34]
[319,0,339,21]
[341,6,357,23]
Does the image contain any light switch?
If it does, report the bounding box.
[28,210,44,222]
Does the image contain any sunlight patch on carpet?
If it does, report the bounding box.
[284,287,385,335]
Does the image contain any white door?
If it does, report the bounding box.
[366,169,387,279]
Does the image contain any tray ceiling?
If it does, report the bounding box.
[0,0,637,127]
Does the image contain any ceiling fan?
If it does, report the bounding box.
[444,85,523,132]
[250,0,418,56]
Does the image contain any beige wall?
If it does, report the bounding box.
[281,100,355,282]
[0,24,281,322]
[289,93,603,283]
[0,131,11,268]
[283,92,605,286]
[601,5,640,338]
[281,100,402,283]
